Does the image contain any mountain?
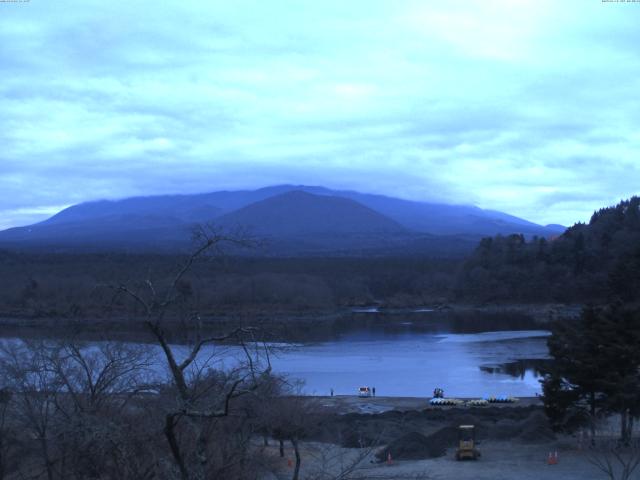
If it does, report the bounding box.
[217,191,405,236]
[266,186,562,237]
[0,185,564,256]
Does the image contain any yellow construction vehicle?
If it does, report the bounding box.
[455,425,480,460]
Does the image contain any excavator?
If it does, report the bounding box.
[455,425,480,460]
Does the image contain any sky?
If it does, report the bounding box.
[1,0,639,230]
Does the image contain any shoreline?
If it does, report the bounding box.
[308,395,543,414]
[0,302,581,337]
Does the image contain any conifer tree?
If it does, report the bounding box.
[542,305,640,441]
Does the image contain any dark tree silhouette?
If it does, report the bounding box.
[542,304,640,442]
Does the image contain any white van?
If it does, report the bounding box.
[358,386,371,397]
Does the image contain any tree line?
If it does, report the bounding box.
[455,197,640,304]
[0,251,459,320]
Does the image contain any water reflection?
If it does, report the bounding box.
[480,358,551,379]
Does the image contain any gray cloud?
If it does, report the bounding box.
[0,0,639,230]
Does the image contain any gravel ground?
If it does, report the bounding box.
[262,397,635,480]
[266,439,614,480]
[352,440,607,479]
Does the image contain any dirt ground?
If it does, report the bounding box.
[264,439,610,479]
[354,441,605,479]
[262,396,629,480]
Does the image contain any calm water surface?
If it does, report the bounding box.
[261,330,549,397]
[2,315,551,398]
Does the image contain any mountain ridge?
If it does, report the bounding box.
[216,190,406,236]
[0,185,564,256]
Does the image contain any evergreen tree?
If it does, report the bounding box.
[542,304,640,441]
[595,305,640,444]
[542,308,606,435]
[609,245,640,303]
[456,196,640,303]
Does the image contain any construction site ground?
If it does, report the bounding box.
[263,396,628,480]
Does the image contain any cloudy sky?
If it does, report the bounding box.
[1,0,639,230]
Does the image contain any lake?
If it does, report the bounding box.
[0,311,551,398]
[257,329,550,397]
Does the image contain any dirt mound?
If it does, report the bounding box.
[375,426,460,461]
[489,419,522,439]
[454,413,483,426]
[517,411,555,443]
[452,414,488,438]
[324,405,554,450]
[375,431,446,461]
[340,428,380,448]
[428,425,460,446]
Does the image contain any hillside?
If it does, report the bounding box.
[0,185,562,255]
[217,190,406,236]
[302,187,561,236]
[455,196,640,303]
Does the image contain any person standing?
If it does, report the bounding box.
[330,388,334,397]
[372,387,376,397]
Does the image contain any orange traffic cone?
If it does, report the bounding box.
[547,452,557,465]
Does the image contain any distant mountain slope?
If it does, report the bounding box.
[44,194,220,226]
[28,184,562,237]
[0,190,412,254]
[217,190,405,236]
[0,184,563,255]
[271,185,563,237]
[0,212,193,250]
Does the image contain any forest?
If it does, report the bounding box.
[0,198,638,326]
[0,252,458,320]
[454,197,640,304]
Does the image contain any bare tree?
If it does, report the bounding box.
[0,340,62,480]
[45,340,157,479]
[111,225,273,480]
[0,339,159,480]
[588,437,640,480]
[0,388,15,480]
[267,393,314,480]
[575,410,640,480]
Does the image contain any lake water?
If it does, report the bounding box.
[260,329,550,397]
[1,314,551,398]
